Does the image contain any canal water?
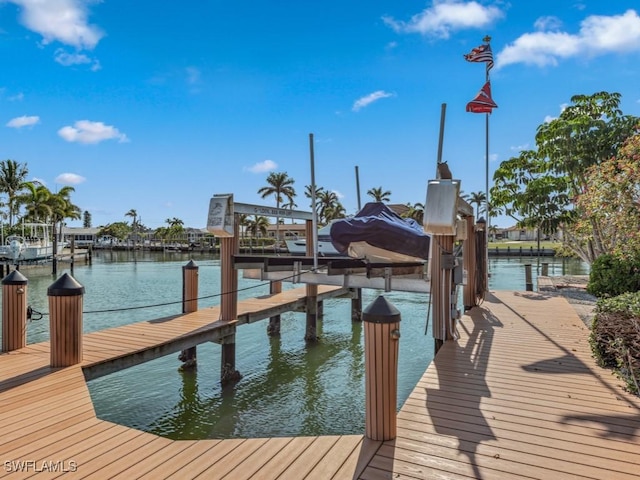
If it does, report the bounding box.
[1,251,589,440]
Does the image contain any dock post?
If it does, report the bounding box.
[304,218,318,342]
[524,264,533,291]
[351,288,362,322]
[541,262,549,277]
[48,273,85,367]
[178,260,198,371]
[219,228,241,385]
[1,270,28,352]
[463,215,477,310]
[305,284,318,342]
[267,280,282,336]
[363,296,401,441]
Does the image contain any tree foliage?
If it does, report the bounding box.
[491,91,640,263]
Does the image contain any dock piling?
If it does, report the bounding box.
[524,264,533,291]
[267,280,282,336]
[48,273,85,367]
[363,295,401,441]
[1,270,28,352]
[179,260,199,371]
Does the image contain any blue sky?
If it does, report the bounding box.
[2,1,640,229]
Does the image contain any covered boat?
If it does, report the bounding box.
[330,202,431,263]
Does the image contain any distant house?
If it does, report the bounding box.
[61,227,101,247]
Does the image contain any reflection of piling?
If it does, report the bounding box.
[1,270,28,352]
[363,295,401,441]
[179,260,198,371]
[48,273,84,367]
[267,280,282,336]
[525,264,533,291]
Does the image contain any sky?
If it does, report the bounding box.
[1,0,640,230]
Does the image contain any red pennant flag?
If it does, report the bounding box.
[466,81,497,114]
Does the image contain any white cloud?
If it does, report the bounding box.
[58,120,129,144]
[383,1,503,39]
[31,177,47,186]
[9,0,103,49]
[55,173,86,185]
[534,16,563,31]
[6,115,40,128]
[8,92,24,101]
[496,9,640,69]
[352,90,395,112]
[54,48,100,70]
[245,160,277,173]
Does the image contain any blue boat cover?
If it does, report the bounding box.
[329,202,431,260]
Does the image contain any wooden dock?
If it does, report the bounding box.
[1,289,639,479]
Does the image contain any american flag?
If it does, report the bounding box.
[463,43,494,71]
[466,81,497,114]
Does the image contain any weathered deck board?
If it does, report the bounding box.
[1,288,639,479]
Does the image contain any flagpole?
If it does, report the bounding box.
[484,35,491,297]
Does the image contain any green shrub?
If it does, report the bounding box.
[587,253,640,297]
[589,292,640,396]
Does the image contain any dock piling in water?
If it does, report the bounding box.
[179,260,199,371]
[47,273,85,367]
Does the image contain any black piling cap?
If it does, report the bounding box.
[183,259,198,270]
[47,273,85,296]
[362,295,401,324]
[2,270,28,285]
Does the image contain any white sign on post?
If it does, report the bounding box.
[207,194,234,237]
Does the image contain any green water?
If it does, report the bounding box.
[1,251,588,440]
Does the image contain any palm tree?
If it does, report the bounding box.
[316,190,342,224]
[48,186,81,255]
[257,172,295,245]
[403,202,424,223]
[0,160,29,226]
[281,198,297,224]
[464,191,486,219]
[16,182,52,223]
[366,186,391,203]
[246,215,269,248]
[126,209,138,246]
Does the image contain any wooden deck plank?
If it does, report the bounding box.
[136,440,222,480]
[361,291,640,479]
[218,436,294,480]
[243,436,317,479]
[276,435,341,479]
[2,287,639,480]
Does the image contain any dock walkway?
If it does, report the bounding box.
[1,290,639,479]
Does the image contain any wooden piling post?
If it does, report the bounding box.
[462,215,477,311]
[363,296,401,441]
[351,288,362,322]
[305,219,318,342]
[1,270,28,352]
[430,234,455,353]
[219,220,241,384]
[178,260,199,370]
[267,280,282,336]
[524,264,533,291]
[48,273,84,367]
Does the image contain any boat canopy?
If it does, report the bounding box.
[329,202,431,262]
